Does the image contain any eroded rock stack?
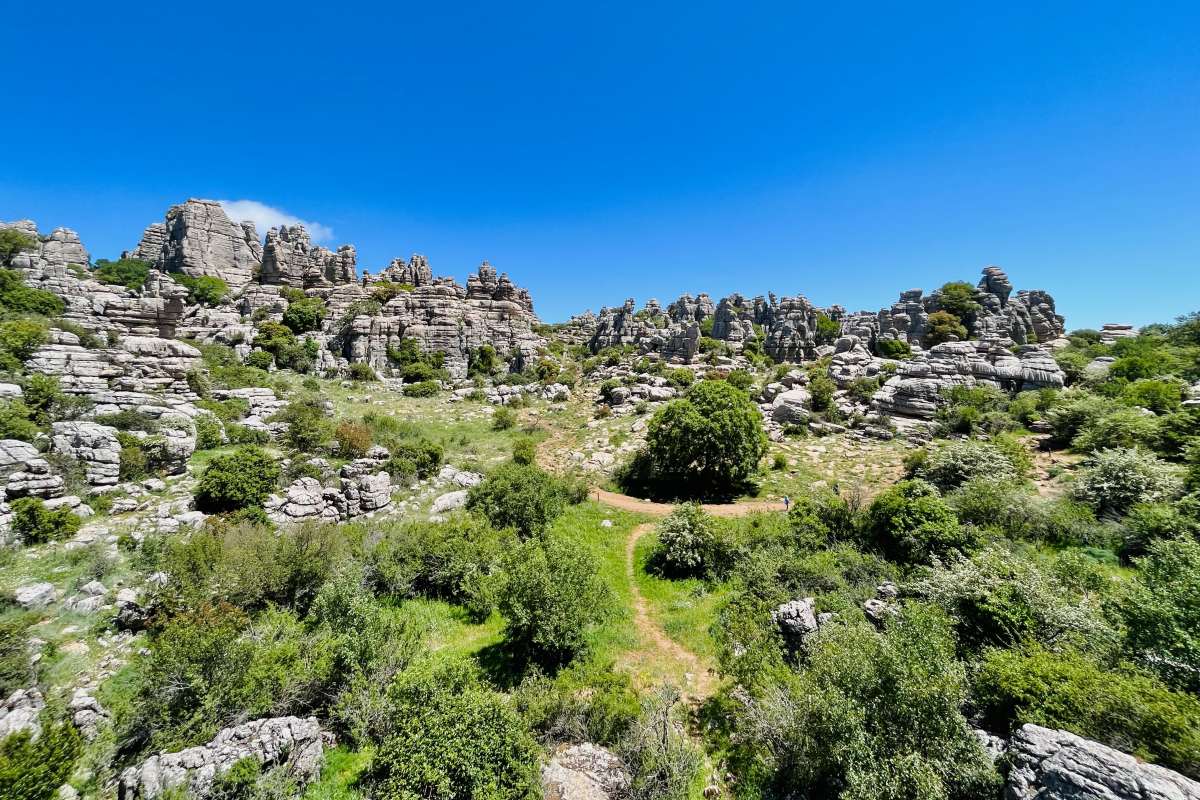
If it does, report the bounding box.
[259,224,356,288]
[153,199,263,288]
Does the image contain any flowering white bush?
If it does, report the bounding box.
[1071,447,1183,516]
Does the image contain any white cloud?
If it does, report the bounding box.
[217,199,334,242]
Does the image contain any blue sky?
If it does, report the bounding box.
[1,2,1197,328]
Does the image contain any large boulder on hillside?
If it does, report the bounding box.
[1004,724,1200,800]
[770,387,812,424]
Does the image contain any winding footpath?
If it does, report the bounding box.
[592,487,786,702]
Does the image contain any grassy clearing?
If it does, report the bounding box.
[302,747,371,800]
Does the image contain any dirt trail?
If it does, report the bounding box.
[602,488,785,703]
[624,522,717,702]
[593,488,785,518]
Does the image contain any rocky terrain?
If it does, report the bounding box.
[4,201,1199,800]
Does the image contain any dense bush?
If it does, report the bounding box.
[348,362,377,381]
[403,379,438,397]
[0,400,40,442]
[466,463,575,538]
[936,384,1013,435]
[281,296,326,334]
[383,438,444,480]
[618,687,703,800]
[935,281,981,328]
[367,660,540,800]
[0,319,48,368]
[808,373,836,412]
[946,479,1103,546]
[1122,536,1200,694]
[194,413,224,451]
[731,604,1000,799]
[912,439,1020,491]
[621,380,767,500]
[1071,447,1183,517]
[244,350,273,370]
[0,615,31,698]
[512,437,536,466]
[865,479,971,564]
[923,310,968,347]
[175,274,229,306]
[468,344,499,377]
[973,646,1200,778]
[0,719,81,800]
[515,660,640,746]
[10,497,81,544]
[875,337,911,359]
[1072,406,1161,452]
[913,546,1118,657]
[651,503,728,579]
[492,406,517,430]
[0,230,38,267]
[93,257,151,290]
[273,396,333,452]
[497,533,613,666]
[0,268,64,316]
[195,446,281,513]
[367,515,509,608]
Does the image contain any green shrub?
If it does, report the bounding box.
[226,423,270,445]
[0,616,31,698]
[865,479,971,564]
[0,231,37,267]
[468,344,499,377]
[947,479,1102,546]
[93,257,151,290]
[875,337,911,359]
[974,646,1200,778]
[348,362,377,382]
[667,368,694,389]
[367,515,508,609]
[1122,536,1200,694]
[1122,379,1185,414]
[492,406,517,431]
[512,437,536,466]
[731,604,1000,799]
[0,319,47,367]
[1071,448,1183,517]
[195,446,281,513]
[402,380,438,397]
[618,687,703,800]
[367,660,540,800]
[10,497,81,544]
[1072,406,1161,452]
[814,313,840,344]
[244,350,273,370]
[726,369,754,390]
[0,401,39,442]
[808,373,836,412]
[651,503,728,579]
[282,296,326,334]
[912,440,1020,491]
[467,463,573,538]
[0,269,62,316]
[497,533,613,666]
[273,397,333,452]
[0,718,81,800]
[175,274,229,306]
[935,281,981,327]
[194,413,224,451]
[913,546,1118,657]
[515,660,640,746]
[621,380,767,501]
[923,310,968,347]
[370,281,415,304]
[383,438,444,480]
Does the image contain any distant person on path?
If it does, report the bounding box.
[783,495,790,512]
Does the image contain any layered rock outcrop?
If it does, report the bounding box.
[872,340,1066,418]
[118,716,325,800]
[340,262,542,379]
[259,225,356,288]
[154,199,262,288]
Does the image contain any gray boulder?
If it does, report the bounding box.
[541,743,630,800]
[51,422,121,485]
[1004,724,1200,800]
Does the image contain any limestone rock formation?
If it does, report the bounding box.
[1004,724,1200,800]
[118,716,325,800]
[541,743,630,800]
[155,199,262,287]
[872,340,1066,418]
[0,439,64,500]
[51,422,121,485]
[124,222,167,262]
[367,254,433,287]
[259,225,356,288]
[0,688,45,740]
[340,261,542,379]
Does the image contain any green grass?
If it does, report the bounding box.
[633,533,729,663]
[302,746,372,800]
[399,598,505,660]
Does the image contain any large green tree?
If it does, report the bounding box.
[623,379,767,500]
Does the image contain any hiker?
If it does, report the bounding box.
[783,495,790,512]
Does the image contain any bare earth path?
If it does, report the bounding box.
[595,487,785,702]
